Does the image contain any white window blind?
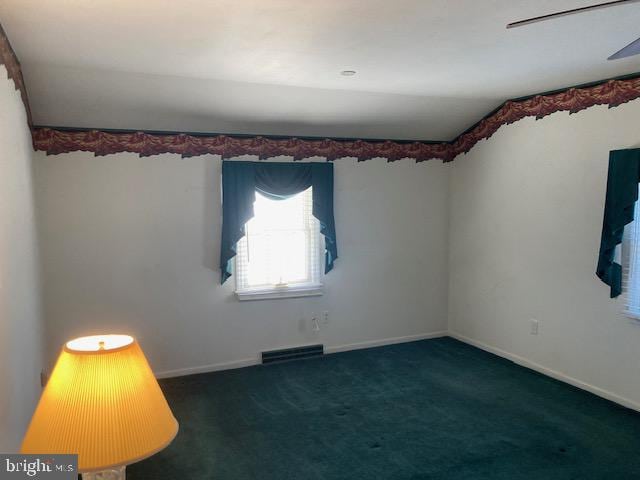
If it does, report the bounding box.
[235,187,322,299]
[621,186,640,319]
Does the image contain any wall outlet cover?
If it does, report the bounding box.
[530,319,539,335]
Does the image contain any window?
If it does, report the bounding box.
[622,186,640,319]
[235,187,323,300]
[220,161,337,285]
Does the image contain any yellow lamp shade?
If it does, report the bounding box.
[21,335,178,473]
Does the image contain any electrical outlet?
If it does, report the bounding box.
[530,319,539,335]
[322,311,329,325]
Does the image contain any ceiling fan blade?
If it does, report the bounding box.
[608,36,640,59]
[507,0,640,29]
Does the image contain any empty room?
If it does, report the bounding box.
[2,1,640,479]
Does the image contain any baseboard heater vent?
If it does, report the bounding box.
[261,344,324,365]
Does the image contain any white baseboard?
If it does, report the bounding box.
[155,357,260,379]
[155,330,448,379]
[448,331,640,413]
[324,331,448,354]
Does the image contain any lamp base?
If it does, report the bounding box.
[82,466,126,480]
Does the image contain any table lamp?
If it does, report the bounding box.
[21,334,178,479]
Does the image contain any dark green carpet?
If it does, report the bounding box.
[128,337,640,479]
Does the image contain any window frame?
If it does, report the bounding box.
[621,185,640,321]
[234,187,324,301]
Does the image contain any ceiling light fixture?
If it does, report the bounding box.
[340,70,357,76]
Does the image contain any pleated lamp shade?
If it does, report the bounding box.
[21,335,178,473]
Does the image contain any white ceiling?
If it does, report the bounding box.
[3,0,640,139]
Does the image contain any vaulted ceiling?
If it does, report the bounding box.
[2,0,640,140]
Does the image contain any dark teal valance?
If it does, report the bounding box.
[596,149,640,297]
[220,161,338,283]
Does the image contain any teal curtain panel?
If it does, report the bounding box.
[596,148,640,297]
[220,161,338,283]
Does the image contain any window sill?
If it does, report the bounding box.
[236,284,323,301]
[623,311,640,323]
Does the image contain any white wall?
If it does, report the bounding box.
[34,154,449,375]
[449,100,640,408]
[0,66,44,450]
